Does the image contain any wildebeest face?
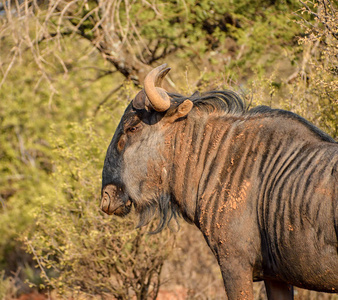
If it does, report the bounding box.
[100,104,165,217]
[101,117,130,216]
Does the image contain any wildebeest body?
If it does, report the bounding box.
[101,65,338,299]
[165,106,338,293]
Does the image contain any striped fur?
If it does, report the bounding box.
[101,90,338,299]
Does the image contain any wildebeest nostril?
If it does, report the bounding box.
[101,190,111,212]
[104,191,110,200]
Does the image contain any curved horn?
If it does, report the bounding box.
[144,64,171,112]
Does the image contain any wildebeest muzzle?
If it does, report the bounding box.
[101,184,132,216]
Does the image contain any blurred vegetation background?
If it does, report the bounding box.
[0,0,337,299]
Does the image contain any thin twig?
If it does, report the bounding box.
[0,45,20,89]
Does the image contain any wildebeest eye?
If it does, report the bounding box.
[127,126,140,133]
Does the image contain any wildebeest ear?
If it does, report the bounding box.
[132,90,147,110]
[167,99,193,122]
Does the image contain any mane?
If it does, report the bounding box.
[248,106,336,143]
[169,90,247,115]
[169,89,336,143]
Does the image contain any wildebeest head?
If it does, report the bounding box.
[101,64,194,231]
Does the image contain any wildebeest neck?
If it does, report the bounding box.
[167,113,239,224]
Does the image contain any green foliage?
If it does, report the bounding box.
[0,36,127,271]
[1,0,304,84]
[0,271,17,300]
[246,0,338,139]
[128,0,302,70]
[0,71,55,270]
[295,0,338,137]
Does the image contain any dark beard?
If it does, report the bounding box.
[135,194,180,234]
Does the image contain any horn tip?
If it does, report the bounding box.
[158,63,171,73]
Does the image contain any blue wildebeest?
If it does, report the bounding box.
[101,64,338,299]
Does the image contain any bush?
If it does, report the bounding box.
[23,120,174,299]
[0,271,17,300]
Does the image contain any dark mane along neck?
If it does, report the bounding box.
[248,106,336,143]
[169,90,247,116]
[169,89,336,143]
